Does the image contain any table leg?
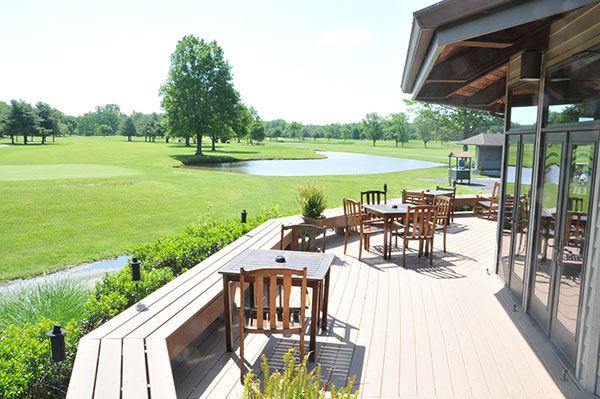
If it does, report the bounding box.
[309,281,320,361]
[320,270,330,331]
[222,277,233,352]
[383,216,389,260]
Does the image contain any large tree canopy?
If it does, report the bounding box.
[362,112,384,146]
[5,100,42,144]
[160,35,238,156]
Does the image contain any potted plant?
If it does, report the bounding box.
[297,183,327,225]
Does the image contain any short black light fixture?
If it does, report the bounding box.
[520,50,542,81]
[241,209,247,224]
[47,324,66,362]
[130,257,141,282]
[383,183,388,193]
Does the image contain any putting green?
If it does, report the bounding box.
[0,164,140,181]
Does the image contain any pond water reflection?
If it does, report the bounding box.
[192,151,443,176]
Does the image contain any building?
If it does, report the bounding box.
[458,133,504,176]
[402,0,600,395]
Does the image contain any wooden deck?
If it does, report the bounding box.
[173,216,594,399]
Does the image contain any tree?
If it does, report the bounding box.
[121,116,137,141]
[230,102,253,143]
[362,112,383,146]
[5,100,41,144]
[95,104,122,135]
[250,121,266,144]
[385,112,410,147]
[413,113,435,148]
[36,102,60,143]
[160,36,238,156]
[97,124,113,137]
[288,121,302,140]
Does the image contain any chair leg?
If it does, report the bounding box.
[402,239,406,267]
[359,232,363,260]
[343,229,349,255]
[443,226,447,253]
[239,331,245,383]
[430,236,434,265]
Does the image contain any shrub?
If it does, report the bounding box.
[133,208,281,275]
[82,265,174,331]
[243,349,357,399]
[0,279,89,330]
[297,184,327,218]
[0,318,81,399]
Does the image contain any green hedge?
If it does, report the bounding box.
[0,209,281,398]
[0,319,81,399]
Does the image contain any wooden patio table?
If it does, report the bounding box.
[421,189,453,204]
[362,203,412,260]
[219,248,335,361]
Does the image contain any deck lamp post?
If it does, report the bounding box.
[241,209,247,224]
[47,324,66,362]
[131,257,141,282]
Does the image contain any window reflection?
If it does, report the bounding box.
[546,47,600,125]
[556,144,594,337]
[509,81,539,129]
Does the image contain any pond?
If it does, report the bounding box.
[0,255,129,293]
[194,151,443,176]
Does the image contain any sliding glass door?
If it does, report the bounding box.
[529,130,597,368]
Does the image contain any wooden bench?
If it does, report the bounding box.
[67,216,302,399]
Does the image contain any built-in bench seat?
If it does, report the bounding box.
[67,210,350,399]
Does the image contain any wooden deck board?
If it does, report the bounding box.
[173,216,593,399]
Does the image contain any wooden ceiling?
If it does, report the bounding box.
[415,18,553,113]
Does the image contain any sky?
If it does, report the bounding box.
[0,0,439,125]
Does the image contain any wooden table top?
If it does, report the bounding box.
[218,248,335,281]
[421,190,453,196]
[362,203,412,216]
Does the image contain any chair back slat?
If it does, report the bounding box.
[282,274,292,330]
[402,190,427,205]
[281,224,326,253]
[268,275,277,329]
[404,205,437,239]
[240,267,307,333]
[361,190,387,205]
[434,196,451,226]
[343,198,363,232]
[255,275,264,330]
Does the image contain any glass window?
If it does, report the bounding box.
[546,48,600,126]
[509,81,540,129]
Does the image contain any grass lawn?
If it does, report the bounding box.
[0,136,478,280]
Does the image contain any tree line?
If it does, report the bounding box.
[0,35,503,150]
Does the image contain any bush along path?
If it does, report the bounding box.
[0,208,280,399]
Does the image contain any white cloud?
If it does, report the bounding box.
[318,28,370,47]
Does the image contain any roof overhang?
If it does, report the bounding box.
[401,0,597,112]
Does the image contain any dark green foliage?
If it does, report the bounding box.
[0,318,81,399]
[121,116,137,141]
[36,102,61,142]
[243,349,358,399]
[160,35,239,156]
[133,209,279,275]
[5,100,42,144]
[81,265,174,330]
[362,112,384,146]
[250,121,266,144]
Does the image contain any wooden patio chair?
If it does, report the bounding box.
[402,190,427,205]
[279,223,325,314]
[436,185,456,222]
[343,198,383,260]
[434,196,451,253]
[473,181,500,220]
[399,205,437,267]
[280,223,326,253]
[361,190,387,206]
[239,266,307,382]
